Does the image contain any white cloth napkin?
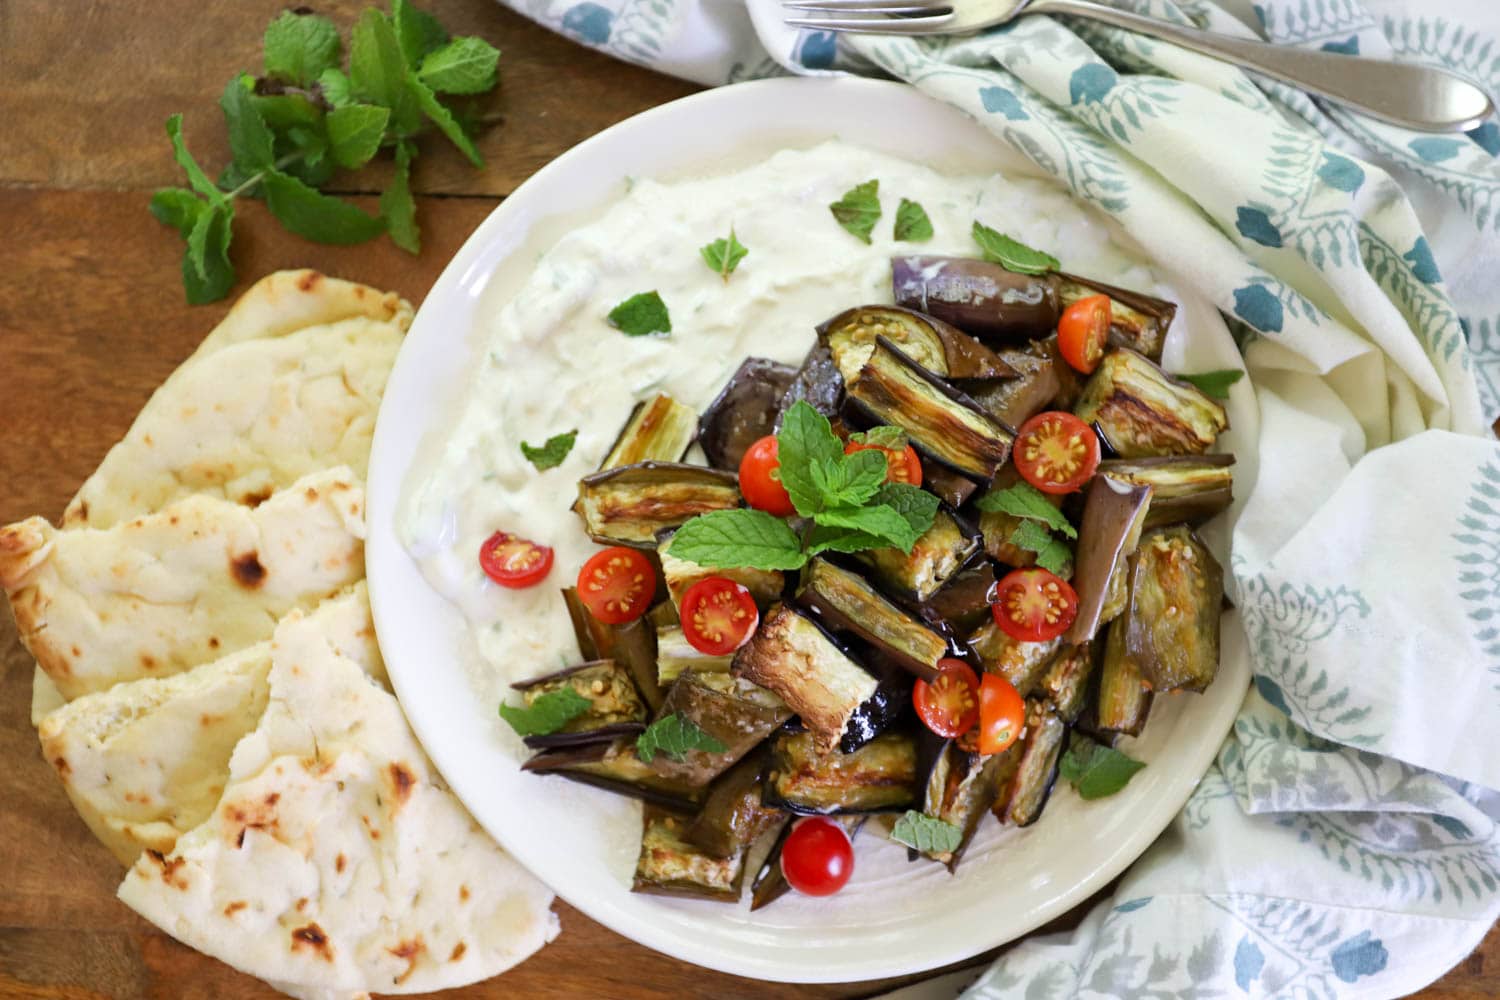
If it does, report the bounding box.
[496,0,1500,993]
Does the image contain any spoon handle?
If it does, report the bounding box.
[1029,0,1493,133]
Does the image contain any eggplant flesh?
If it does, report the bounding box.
[1065,474,1153,645]
[1098,455,1235,529]
[658,530,784,615]
[918,561,997,635]
[999,700,1066,827]
[764,729,918,815]
[685,750,784,859]
[561,587,665,712]
[655,624,734,685]
[645,670,791,788]
[523,740,702,813]
[853,507,983,605]
[698,357,798,471]
[1057,274,1177,363]
[818,304,1015,383]
[512,659,648,749]
[1124,526,1223,693]
[776,344,844,427]
[1039,643,1096,724]
[968,619,1060,697]
[919,741,1023,871]
[961,337,1072,431]
[891,256,1061,341]
[795,558,948,682]
[1075,349,1229,459]
[633,808,746,902]
[600,393,698,470]
[576,462,742,546]
[1097,619,1152,735]
[846,337,1014,481]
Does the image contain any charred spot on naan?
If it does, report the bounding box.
[386,762,416,809]
[450,941,467,962]
[227,790,282,847]
[223,900,247,917]
[291,922,334,962]
[230,552,266,588]
[388,936,427,985]
[143,849,190,890]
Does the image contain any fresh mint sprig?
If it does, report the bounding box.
[829,179,882,244]
[1176,369,1244,399]
[972,221,1060,275]
[894,198,933,242]
[636,713,727,763]
[498,687,591,737]
[1059,734,1146,800]
[520,429,578,471]
[890,810,963,854]
[700,228,749,281]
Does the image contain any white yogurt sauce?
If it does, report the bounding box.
[400,141,1165,699]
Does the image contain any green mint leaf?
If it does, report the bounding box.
[971,221,1059,275]
[775,400,846,517]
[250,91,323,131]
[829,179,881,244]
[327,104,390,169]
[410,76,483,166]
[220,76,276,171]
[164,115,225,204]
[182,204,236,305]
[809,449,887,510]
[890,810,963,854]
[263,10,342,87]
[893,198,933,242]
[813,503,920,552]
[520,428,578,471]
[670,509,807,571]
[848,426,907,449]
[1176,368,1244,399]
[976,482,1077,539]
[350,9,421,134]
[1060,735,1146,800]
[318,67,353,109]
[607,291,671,337]
[636,712,727,763]
[278,126,336,187]
[1009,520,1073,576]
[418,36,501,95]
[871,483,940,539]
[700,228,749,281]
[805,525,890,556]
[381,140,420,254]
[498,687,592,737]
[393,0,450,66]
[262,170,385,245]
[150,188,207,237]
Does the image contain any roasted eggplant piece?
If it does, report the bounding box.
[600,393,698,470]
[655,624,733,684]
[658,530,784,615]
[845,337,1014,481]
[1074,350,1229,458]
[968,618,1060,697]
[1096,620,1152,735]
[633,808,747,901]
[764,729,918,815]
[891,256,1061,340]
[576,462,741,547]
[920,456,979,509]
[1038,643,1096,724]
[776,344,844,427]
[818,305,1015,383]
[1098,455,1235,529]
[698,357,798,471]
[523,740,702,813]
[997,700,1066,826]
[646,671,792,787]
[795,558,948,682]
[685,750,784,858]
[918,740,1024,871]
[1064,475,1153,645]
[511,659,648,749]
[961,336,1074,430]
[919,561,997,635]
[751,816,864,910]
[1124,527,1223,693]
[1057,274,1177,362]
[562,587,665,712]
[977,466,1072,574]
[852,507,983,605]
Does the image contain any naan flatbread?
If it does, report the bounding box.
[118,604,557,994]
[38,586,382,866]
[2,467,365,700]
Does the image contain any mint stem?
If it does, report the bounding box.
[219,151,304,201]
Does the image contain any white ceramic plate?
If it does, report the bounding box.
[366,77,1252,984]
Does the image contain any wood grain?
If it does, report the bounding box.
[0,2,1495,998]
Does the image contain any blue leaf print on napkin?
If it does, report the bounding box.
[1330,931,1389,982]
[1236,206,1283,247]
[1317,151,1365,193]
[798,31,837,69]
[1069,63,1117,105]
[1114,897,1152,913]
[562,2,614,44]
[1470,122,1500,157]
[980,85,1029,120]
[1321,35,1360,54]
[1403,236,1441,284]
[1233,284,1284,332]
[1233,935,1265,990]
[1409,137,1464,163]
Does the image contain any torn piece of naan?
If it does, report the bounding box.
[1,467,365,700]
[38,585,382,866]
[118,604,557,995]
[188,269,410,362]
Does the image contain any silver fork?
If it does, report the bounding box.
[783,0,1493,132]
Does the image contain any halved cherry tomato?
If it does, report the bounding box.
[978,673,1026,755]
[844,440,923,487]
[912,657,981,738]
[680,576,760,655]
[1058,294,1112,374]
[781,817,854,897]
[478,531,554,589]
[576,546,654,624]
[739,435,796,517]
[1013,411,1100,495]
[992,568,1079,643]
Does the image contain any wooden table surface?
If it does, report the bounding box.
[0,2,1495,997]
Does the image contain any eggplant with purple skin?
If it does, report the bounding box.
[684,749,785,859]
[968,618,1060,697]
[795,558,949,682]
[645,670,792,788]
[920,454,980,509]
[1098,455,1235,529]
[1096,620,1152,736]
[996,699,1067,826]
[961,336,1078,431]
[599,393,698,470]
[891,256,1061,341]
[818,305,1016,384]
[751,816,864,910]
[510,659,648,750]
[562,586,665,712]
[776,344,844,428]
[522,739,702,813]
[851,505,984,605]
[1124,526,1223,693]
[1038,642,1097,724]
[698,357,798,471]
[1064,475,1153,645]
[845,337,1015,481]
[763,728,918,815]
[1074,350,1229,458]
[633,807,747,902]
[1057,274,1178,363]
[576,461,741,547]
[918,561,997,635]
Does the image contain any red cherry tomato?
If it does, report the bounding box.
[978,673,1026,755]
[1057,294,1112,374]
[478,531,554,589]
[843,440,924,487]
[576,547,655,624]
[781,817,854,897]
[1013,411,1101,495]
[912,658,981,738]
[679,576,760,655]
[738,435,796,517]
[992,568,1079,643]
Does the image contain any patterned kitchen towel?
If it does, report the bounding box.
[498,0,1500,994]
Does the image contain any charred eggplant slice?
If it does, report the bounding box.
[918,561,997,635]
[512,659,648,749]
[1097,620,1152,735]
[1074,350,1229,458]
[968,618,1060,697]
[997,700,1066,826]
[600,393,698,470]
[1038,643,1096,724]
[658,530,784,615]
[685,750,784,859]
[1098,455,1235,529]
[576,462,741,547]
[562,587,664,712]
[523,740,702,813]
[961,337,1072,431]
[633,808,747,902]
[977,466,1072,574]
[764,729,918,815]
[646,671,792,788]
[795,558,948,682]
[1124,526,1223,693]
[1057,274,1177,362]
[921,456,980,509]
[698,358,798,471]
[751,816,864,910]
[846,337,1014,481]
[655,624,733,684]
[1065,475,1153,644]
[819,305,1015,383]
[916,739,1023,871]
[852,507,983,605]
[891,256,1061,340]
[776,344,844,427]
